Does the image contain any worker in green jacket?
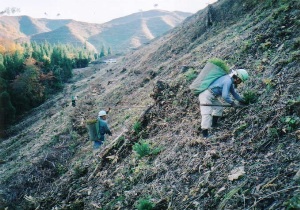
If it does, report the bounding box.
[94,109,112,149]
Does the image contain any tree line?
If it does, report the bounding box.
[0,39,93,131]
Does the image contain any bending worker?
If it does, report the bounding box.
[199,69,249,138]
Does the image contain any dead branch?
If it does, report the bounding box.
[88,125,131,181]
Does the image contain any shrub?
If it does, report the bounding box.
[56,164,68,175]
[124,114,130,120]
[241,40,253,52]
[285,193,300,210]
[151,148,162,156]
[69,200,84,210]
[133,121,142,134]
[263,78,275,89]
[242,90,258,104]
[293,37,300,49]
[133,140,162,158]
[208,58,230,73]
[267,127,279,138]
[260,41,272,50]
[133,140,151,158]
[281,116,300,131]
[118,135,125,141]
[184,68,198,82]
[73,165,88,178]
[287,97,300,115]
[136,198,155,210]
[291,50,300,61]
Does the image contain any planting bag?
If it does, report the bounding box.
[86,121,98,141]
[189,62,227,95]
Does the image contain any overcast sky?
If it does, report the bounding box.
[1,0,217,24]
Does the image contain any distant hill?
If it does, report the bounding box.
[0,10,191,53]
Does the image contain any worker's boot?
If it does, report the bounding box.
[212,116,219,127]
[202,129,209,138]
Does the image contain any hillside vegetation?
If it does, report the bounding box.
[0,0,300,209]
[0,40,94,132]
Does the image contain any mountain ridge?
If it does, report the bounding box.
[0,10,191,53]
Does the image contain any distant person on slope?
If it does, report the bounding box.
[199,69,249,138]
[94,108,112,149]
[72,95,78,107]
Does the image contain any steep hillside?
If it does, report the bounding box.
[1,0,300,209]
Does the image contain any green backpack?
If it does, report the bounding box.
[86,119,98,141]
[189,62,229,95]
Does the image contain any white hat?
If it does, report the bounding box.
[98,110,107,117]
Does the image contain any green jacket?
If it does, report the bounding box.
[96,118,112,141]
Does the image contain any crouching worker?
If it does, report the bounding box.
[94,109,112,149]
[199,69,249,138]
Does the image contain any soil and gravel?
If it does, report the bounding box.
[0,0,299,209]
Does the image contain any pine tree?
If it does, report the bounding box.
[99,46,106,58]
[94,53,98,60]
[0,54,6,79]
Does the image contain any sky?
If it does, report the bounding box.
[1,0,217,24]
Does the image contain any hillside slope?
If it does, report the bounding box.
[0,0,300,209]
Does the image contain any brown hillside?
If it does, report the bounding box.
[0,0,299,209]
